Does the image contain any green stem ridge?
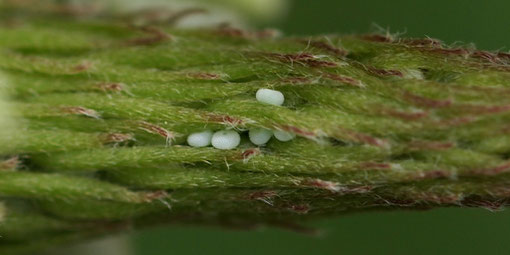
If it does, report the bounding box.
[2,1,510,252]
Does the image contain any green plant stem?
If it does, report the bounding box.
[2,1,510,253]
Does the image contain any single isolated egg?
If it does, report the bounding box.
[187,130,213,147]
[248,128,273,145]
[211,130,241,150]
[256,88,284,106]
[274,130,296,142]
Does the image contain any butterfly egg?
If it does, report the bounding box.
[274,130,296,142]
[211,130,241,150]
[248,128,273,145]
[256,88,284,106]
[187,130,213,147]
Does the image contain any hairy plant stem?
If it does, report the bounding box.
[2,1,510,253]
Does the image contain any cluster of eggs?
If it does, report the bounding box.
[187,88,296,150]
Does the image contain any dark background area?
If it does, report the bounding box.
[277,0,509,50]
[132,0,510,254]
[133,209,510,255]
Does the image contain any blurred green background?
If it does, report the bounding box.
[130,1,510,254]
[276,0,509,50]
